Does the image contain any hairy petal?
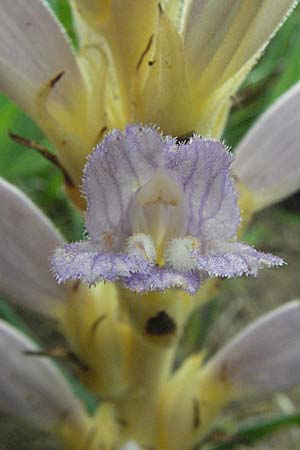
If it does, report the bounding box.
[124,266,201,294]
[205,301,300,396]
[0,178,68,315]
[84,125,165,245]
[52,241,150,285]
[0,320,86,430]
[233,83,300,211]
[194,242,284,277]
[0,0,86,121]
[166,137,240,241]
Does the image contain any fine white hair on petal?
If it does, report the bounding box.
[194,241,284,278]
[0,320,86,431]
[51,240,151,286]
[206,301,300,397]
[0,0,85,119]
[0,177,69,315]
[233,83,300,211]
[124,265,201,295]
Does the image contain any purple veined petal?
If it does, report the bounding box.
[165,137,240,242]
[84,125,166,246]
[124,266,201,294]
[52,240,150,285]
[233,83,300,211]
[0,320,87,431]
[205,301,300,397]
[0,177,69,315]
[193,241,284,277]
[0,0,86,121]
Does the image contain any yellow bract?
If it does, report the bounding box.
[157,353,234,450]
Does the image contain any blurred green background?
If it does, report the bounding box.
[0,2,300,449]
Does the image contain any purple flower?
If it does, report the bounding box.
[51,125,283,294]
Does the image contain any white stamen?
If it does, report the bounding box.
[165,237,199,271]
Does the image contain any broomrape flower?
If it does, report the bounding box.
[51,124,283,293]
[0,0,298,189]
